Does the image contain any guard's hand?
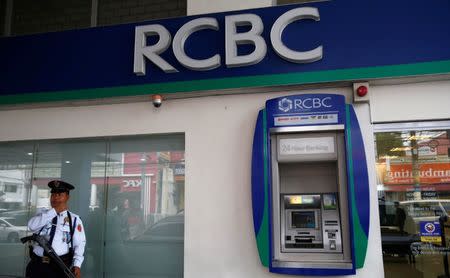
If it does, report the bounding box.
[72,266,81,278]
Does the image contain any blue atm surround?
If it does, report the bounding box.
[251,94,370,276]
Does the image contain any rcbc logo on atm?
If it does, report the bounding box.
[278,96,333,112]
[278,98,293,112]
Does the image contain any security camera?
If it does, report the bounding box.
[151,94,163,108]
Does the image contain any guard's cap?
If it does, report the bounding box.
[48,180,75,194]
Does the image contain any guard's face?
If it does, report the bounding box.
[50,192,70,208]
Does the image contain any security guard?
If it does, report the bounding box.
[26,180,86,278]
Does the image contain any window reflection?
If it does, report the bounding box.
[0,143,34,277]
[376,128,450,278]
[0,135,185,278]
[104,139,185,278]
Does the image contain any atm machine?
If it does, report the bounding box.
[251,94,370,276]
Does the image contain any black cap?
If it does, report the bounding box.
[48,180,75,194]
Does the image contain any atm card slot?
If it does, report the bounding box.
[286,243,324,249]
[324,220,338,226]
[294,236,314,243]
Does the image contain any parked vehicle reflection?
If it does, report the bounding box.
[105,212,184,278]
[0,217,28,243]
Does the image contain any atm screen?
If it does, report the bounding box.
[291,211,316,228]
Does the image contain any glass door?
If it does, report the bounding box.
[375,121,450,278]
[103,135,185,278]
[0,142,34,277]
[0,133,185,278]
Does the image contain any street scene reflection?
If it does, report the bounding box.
[376,129,450,278]
[104,150,185,278]
[0,136,185,278]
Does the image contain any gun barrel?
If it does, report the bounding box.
[20,235,34,244]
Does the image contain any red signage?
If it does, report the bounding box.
[383,163,450,185]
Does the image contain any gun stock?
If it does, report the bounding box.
[21,234,77,278]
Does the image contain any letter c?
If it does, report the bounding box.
[303,98,312,109]
[270,7,323,63]
[322,97,332,108]
[173,17,221,71]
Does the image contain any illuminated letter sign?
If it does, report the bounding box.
[134,25,178,76]
[133,7,322,76]
[173,17,221,71]
[270,7,322,63]
[225,14,267,68]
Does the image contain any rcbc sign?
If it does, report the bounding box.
[278,96,332,112]
[134,7,323,76]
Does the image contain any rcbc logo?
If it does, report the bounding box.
[278,96,333,112]
[278,98,293,112]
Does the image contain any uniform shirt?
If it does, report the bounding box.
[28,208,86,268]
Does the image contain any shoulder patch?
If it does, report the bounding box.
[77,224,82,232]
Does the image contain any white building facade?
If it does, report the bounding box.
[1,1,449,278]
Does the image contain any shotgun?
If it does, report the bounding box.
[21,234,76,278]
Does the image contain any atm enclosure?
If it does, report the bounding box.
[251,94,370,276]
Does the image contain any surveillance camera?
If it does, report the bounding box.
[152,94,163,108]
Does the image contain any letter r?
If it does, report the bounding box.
[134,24,178,76]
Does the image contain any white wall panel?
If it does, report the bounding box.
[0,87,383,278]
[370,80,450,123]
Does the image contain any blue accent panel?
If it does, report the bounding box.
[270,267,355,276]
[344,105,357,270]
[348,106,370,237]
[1,0,450,95]
[267,112,275,271]
[251,110,265,234]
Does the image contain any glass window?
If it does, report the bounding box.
[0,0,5,37]
[0,142,34,277]
[103,135,185,278]
[7,0,188,37]
[11,0,91,36]
[33,139,108,277]
[4,183,19,193]
[0,134,185,278]
[98,0,187,26]
[375,123,450,278]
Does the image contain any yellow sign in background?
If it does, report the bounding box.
[421,236,442,244]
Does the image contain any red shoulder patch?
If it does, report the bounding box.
[77,224,82,232]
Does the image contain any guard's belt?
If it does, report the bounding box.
[30,251,73,266]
